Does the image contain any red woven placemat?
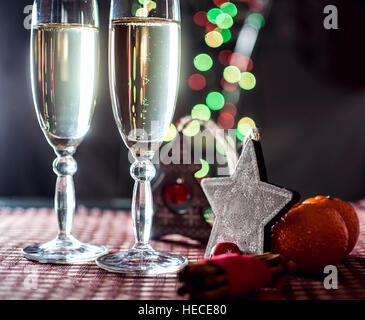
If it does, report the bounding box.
[0,200,365,300]
[0,207,204,300]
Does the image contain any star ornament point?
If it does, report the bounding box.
[202,138,298,258]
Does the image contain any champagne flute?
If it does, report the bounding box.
[22,0,108,264]
[96,0,187,274]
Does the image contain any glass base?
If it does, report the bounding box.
[96,245,188,275]
[22,235,108,264]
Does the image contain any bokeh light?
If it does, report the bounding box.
[182,120,201,137]
[203,207,215,226]
[191,104,211,121]
[220,102,237,117]
[223,65,241,83]
[220,78,239,91]
[224,89,241,105]
[218,112,235,129]
[239,72,256,90]
[147,1,156,11]
[193,11,208,27]
[194,159,210,179]
[188,74,207,91]
[216,13,234,29]
[216,28,231,43]
[138,0,150,4]
[220,2,238,18]
[246,12,265,29]
[213,0,229,7]
[230,53,254,71]
[164,123,177,142]
[205,31,224,48]
[207,8,223,24]
[249,0,264,12]
[236,117,256,141]
[206,22,217,33]
[218,49,233,65]
[194,53,213,71]
[135,7,148,17]
[206,91,225,110]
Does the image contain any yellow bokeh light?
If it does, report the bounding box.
[223,66,241,84]
[182,120,201,137]
[205,31,223,48]
[237,117,256,137]
[164,123,177,142]
[239,72,256,90]
[147,1,156,11]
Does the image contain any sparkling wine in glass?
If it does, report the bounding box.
[22,0,108,264]
[96,0,187,274]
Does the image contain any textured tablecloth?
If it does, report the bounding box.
[0,200,365,300]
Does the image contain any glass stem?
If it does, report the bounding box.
[130,160,156,249]
[53,148,77,240]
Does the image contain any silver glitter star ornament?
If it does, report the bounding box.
[202,129,299,258]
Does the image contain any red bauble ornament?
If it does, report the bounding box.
[210,242,241,258]
[164,183,191,206]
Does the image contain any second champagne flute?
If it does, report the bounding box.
[96,0,187,274]
[22,0,108,264]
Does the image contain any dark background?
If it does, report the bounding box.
[0,0,364,203]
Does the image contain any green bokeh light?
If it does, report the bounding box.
[203,207,215,226]
[239,72,256,90]
[193,53,213,72]
[207,8,223,24]
[182,120,201,137]
[194,159,210,179]
[216,28,231,43]
[135,7,148,17]
[246,13,265,29]
[216,13,234,29]
[223,66,241,83]
[206,92,225,110]
[236,127,245,141]
[138,0,150,4]
[191,104,211,121]
[220,2,238,18]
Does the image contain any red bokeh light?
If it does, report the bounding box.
[220,78,239,92]
[219,51,254,71]
[220,102,237,117]
[218,49,233,66]
[193,11,208,27]
[205,22,217,33]
[218,112,235,129]
[188,73,207,91]
[229,53,254,71]
[249,0,264,12]
[213,0,230,7]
